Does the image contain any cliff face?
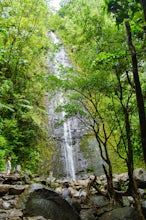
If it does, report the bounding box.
[45,32,104,180]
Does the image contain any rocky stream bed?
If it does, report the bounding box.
[0,168,146,220]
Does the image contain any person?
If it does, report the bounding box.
[47,170,55,187]
[62,182,72,203]
[6,157,11,175]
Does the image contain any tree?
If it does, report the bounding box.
[112,66,145,220]
[59,69,121,204]
[105,0,146,164]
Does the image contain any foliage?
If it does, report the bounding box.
[47,0,146,214]
[48,0,145,172]
[105,0,143,25]
[0,0,52,172]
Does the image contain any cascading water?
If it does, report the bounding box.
[46,31,105,180]
[47,32,78,179]
[63,112,76,180]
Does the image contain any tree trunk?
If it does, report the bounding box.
[95,132,121,205]
[124,107,144,220]
[125,21,146,163]
[127,162,145,220]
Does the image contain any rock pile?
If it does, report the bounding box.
[0,168,145,220]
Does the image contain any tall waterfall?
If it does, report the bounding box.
[47,32,78,179]
[46,31,105,180]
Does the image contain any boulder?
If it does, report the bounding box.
[134,168,146,188]
[141,200,146,218]
[9,185,26,195]
[80,209,97,220]
[98,207,139,220]
[18,184,81,220]
[0,184,10,196]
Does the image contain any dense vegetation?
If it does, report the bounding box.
[0,0,145,174]
[0,0,55,172]
[0,0,146,218]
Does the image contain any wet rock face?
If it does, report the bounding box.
[19,184,81,220]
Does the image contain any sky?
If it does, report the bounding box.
[49,0,62,10]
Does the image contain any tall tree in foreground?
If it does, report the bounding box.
[105,0,146,163]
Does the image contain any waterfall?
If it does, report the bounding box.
[45,0,105,181]
[47,32,76,179]
[63,112,76,180]
[46,31,105,180]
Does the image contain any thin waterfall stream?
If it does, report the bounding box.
[63,111,76,180]
[47,32,79,180]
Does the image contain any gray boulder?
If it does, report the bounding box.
[134,168,146,188]
[98,207,139,220]
[18,184,81,220]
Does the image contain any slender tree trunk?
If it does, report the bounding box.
[125,21,146,163]
[94,132,120,205]
[127,161,145,220]
[124,106,145,220]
